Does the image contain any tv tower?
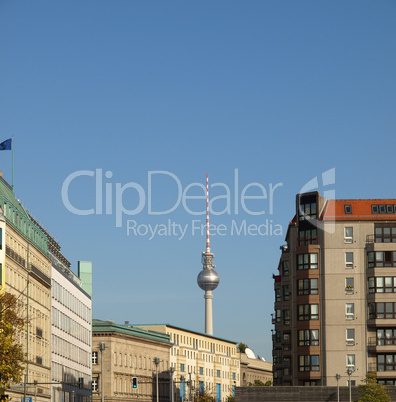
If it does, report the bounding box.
[197,174,220,335]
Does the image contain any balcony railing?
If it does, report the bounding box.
[366,233,396,244]
[368,336,396,349]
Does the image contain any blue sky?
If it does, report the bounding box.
[1,1,395,360]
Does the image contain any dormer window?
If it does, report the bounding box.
[345,205,352,214]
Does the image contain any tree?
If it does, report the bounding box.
[237,342,248,353]
[195,387,215,402]
[356,371,391,402]
[0,291,26,390]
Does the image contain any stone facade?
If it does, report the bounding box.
[236,385,396,401]
[0,173,52,401]
[133,324,240,402]
[92,319,172,401]
[239,352,272,386]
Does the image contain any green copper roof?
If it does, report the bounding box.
[0,176,48,256]
[92,319,171,344]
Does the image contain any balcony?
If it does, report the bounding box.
[367,337,396,353]
[366,234,396,252]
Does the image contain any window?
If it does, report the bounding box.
[345,205,352,214]
[369,302,396,319]
[92,352,98,365]
[377,355,396,372]
[375,226,396,243]
[297,253,318,270]
[283,285,290,301]
[92,378,98,392]
[345,252,354,269]
[282,261,289,276]
[275,288,281,302]
[346,329,355,346]
[180,364,185,372]
[377,329,396,346]
[346,303,354,320]
[199,367,203,375]
[299,202,317,220]
[298,304,319,321]
[232,372,236,380]
[275,309,281,323]
[283,309,290,325]
[345,227,353,243]
[369,251,396,268]
[217,370,221,378]
[346,354,355,370]
[298,278,319,295]
[381,277,396,293]
[372,205,379,214]
[298,229,318,245]
[346,278,354,293]
[299,355,319,372]
[298,329,319,346]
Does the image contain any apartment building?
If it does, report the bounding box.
[273,191,396,387]
[133,324,240,401]
[0,173,52,401]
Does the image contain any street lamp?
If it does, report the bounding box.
[99,342,106,402]
[154,357,160,402]
[335,373,340,402]
[347,367,353,402]
[169,367,175,402]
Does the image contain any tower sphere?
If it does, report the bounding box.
[197,268,220,291]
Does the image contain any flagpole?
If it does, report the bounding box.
[12,136,14,191]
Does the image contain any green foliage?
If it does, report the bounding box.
[0,291,26,389]
[237,342,248,353]
[356,372,391,402]
[195,387,215,402]
[248,379,272,387]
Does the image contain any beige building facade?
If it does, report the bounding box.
[0,174,52,401]
[239,352,272,386]
[134,324,240,401]
[273,192,396,387]
[92,319,172,401]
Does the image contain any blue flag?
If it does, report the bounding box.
[0,138,12,151]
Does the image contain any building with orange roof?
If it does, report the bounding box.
[273,191,396,387]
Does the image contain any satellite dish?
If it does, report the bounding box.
[245,348,256,359]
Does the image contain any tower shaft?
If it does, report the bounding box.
[204,290,213,335]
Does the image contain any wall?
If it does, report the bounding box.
[235,385,396,401]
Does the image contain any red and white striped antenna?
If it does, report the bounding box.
[206,173,210,253]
